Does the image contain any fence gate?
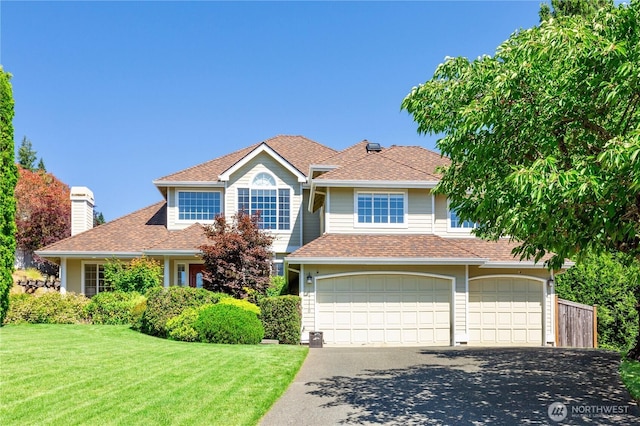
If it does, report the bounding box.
[555,297,598,348]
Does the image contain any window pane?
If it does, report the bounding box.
[450,209,475,228]
[358,194,373,223]
[358,193,403,224]
[389,194,404,223]
[252,189,277,229]
[85,264,97,297]
[177,264,186,286]
[238,188,249,213]
[178,192,221,221]
[278,189,290,230]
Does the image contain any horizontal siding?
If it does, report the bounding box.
[226,152,301,253]
[303,188,321,244]
[327,187,433,234]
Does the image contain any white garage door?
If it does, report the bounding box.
[316,274,451,345]
[469,277,543,346]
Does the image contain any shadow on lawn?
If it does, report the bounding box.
[306,348,639,425]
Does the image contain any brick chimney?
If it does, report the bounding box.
[70,186,94,236]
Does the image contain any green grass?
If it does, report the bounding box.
[621,359,640,401]
[0,324,308,425]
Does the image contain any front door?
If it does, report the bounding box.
[189,264,206,288]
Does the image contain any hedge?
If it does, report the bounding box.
[4,292,90,324]
[85,291,146,325]
[139,286,227,337]
[194,303,264,344]
[259,296,301,344]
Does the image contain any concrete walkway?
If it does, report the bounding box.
[260,347,639,425]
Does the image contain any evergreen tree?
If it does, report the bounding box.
[37,158,46,172]
[17,136,37,171]
[0,68,18,324]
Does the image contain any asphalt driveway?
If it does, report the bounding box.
[260,347,639,425]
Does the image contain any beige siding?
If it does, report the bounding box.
[433,194,449,235]
[326,187,434,234]
[166,187,225,231]
[226,152,302,253]
[302,188,321,244]
[66,259,82,294]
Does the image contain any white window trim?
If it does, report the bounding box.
[81,261,106,297]
[175,262,187,287]
[176,189,223,224]
[237,171,292,233]
[353,189,408,229]
[446,199,477,233]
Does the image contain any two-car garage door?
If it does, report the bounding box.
[316,273,451,345]
[314,273,545,346]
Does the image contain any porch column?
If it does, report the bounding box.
[163,256,170,288]
[59,257,67,294]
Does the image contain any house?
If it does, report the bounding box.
[36,135,562,347]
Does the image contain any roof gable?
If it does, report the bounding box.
[218,143,307,183]
[154,135,336,184]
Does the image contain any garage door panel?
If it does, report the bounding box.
[317,274,451,345]
[469,277,542,346]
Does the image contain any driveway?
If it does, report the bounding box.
[260,347,639,425]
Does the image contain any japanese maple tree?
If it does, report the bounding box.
[200,213,274,299]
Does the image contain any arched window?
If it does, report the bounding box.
[238,172,290,230]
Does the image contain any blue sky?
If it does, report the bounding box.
[2,1,542,221]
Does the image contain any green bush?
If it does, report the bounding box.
[556,251,640,352]
[259,296,301,345]
[218,297,261,316]
[166,305,211,342]
[4,292,90,324]
[140,286,227,338]
[103,256,163,293]
[194,304,264,344]
[130,297,147,331]
[85,291,145,325]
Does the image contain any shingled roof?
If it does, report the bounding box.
[313,143,450,183]
[36,202,209,256]
[286,234,546,265]
[156,135,337,182]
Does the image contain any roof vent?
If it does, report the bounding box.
[366,142,382,153]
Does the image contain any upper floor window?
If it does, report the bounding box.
[178,191,221,221]
[449,207,476,229]
[238,172,290,230]
[356,192,405,224]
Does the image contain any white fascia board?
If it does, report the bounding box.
[284,257,486,265]
[479,261,548,269]
[143,250,202,256]
[153,181,224,187]
[218,143,307,183]
[312,180,439,189]
[34,251,143,259]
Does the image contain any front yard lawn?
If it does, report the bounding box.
[0,324,307,425]
[621,359,640,401]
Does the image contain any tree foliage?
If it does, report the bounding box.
[200,213,274,299]
[0,68,17,325]
[539,0,613,21]
[17,136,37,172]
[402,1,640,270]
[103,256,163,293]
[15,168,71,253]
[556,252,640,351]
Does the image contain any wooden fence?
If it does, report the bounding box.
[555,296,598,348]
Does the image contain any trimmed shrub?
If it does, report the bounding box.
[267,275,287,297]
[219,297,261,316]
[4,292,90,324]
[259,296,301,345]
[140,286,227,337]
[130,297,147,331]
[86,291,146,325]
[166,305,211,342]
[194,304,264,344]
[103,256,163,293]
